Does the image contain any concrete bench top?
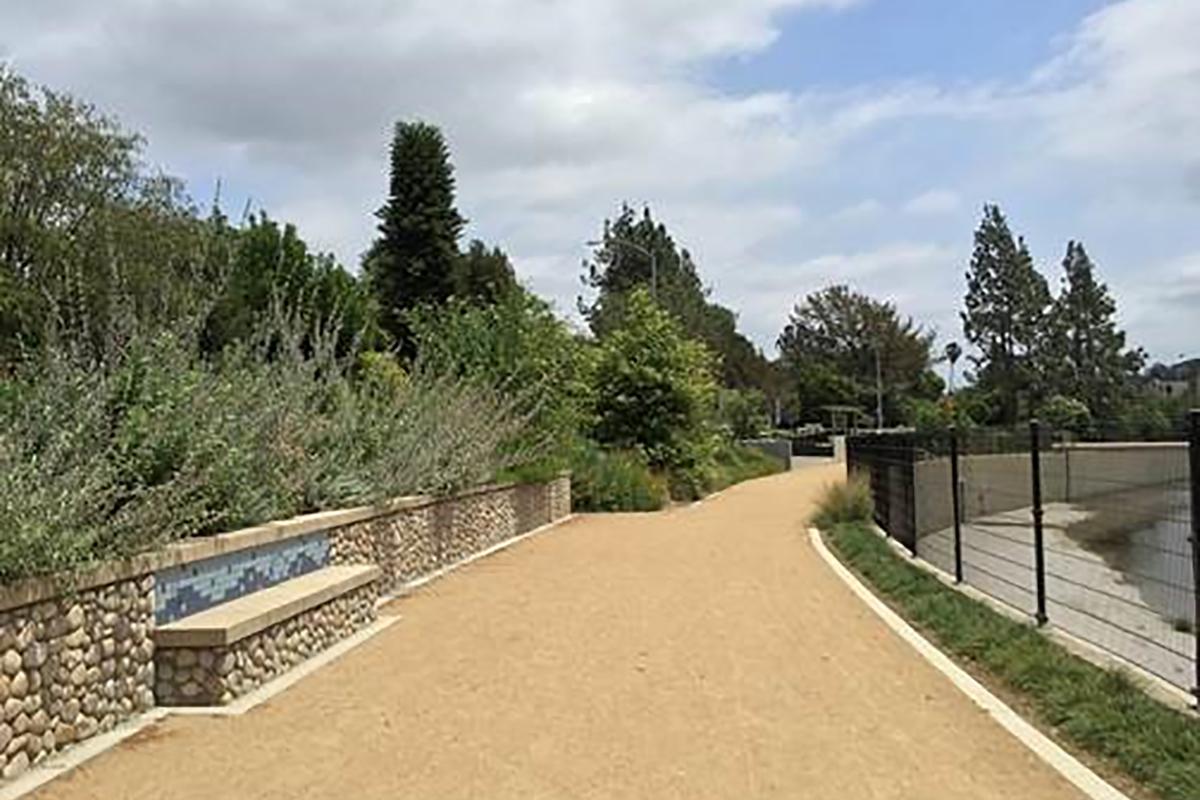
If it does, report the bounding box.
[154,565,381,649]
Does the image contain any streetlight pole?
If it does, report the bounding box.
[586,238,657,298]
[874,344,884,430]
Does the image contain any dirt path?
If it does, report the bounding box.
[35,464,1087,799]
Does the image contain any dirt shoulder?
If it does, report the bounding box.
[35,463,1087,799]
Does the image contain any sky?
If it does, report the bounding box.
[2,0,1198,364]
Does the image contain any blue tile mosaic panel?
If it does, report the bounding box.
[155,533,330,624]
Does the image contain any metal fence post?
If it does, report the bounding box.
[1030,419,1048,626]
[950,426,963,583]
[906,431,918,558]
[1189,409,1199,707]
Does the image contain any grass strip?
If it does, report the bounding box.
[824,521,1200,800]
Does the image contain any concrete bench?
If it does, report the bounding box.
[153,565,381,705]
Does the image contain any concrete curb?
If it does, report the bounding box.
[809,527,1132,800]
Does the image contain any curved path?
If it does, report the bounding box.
[35,464,1086,799]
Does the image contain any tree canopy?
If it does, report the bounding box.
[581,204,774,394]
[0,68,221,364]
[777,285,939,426]
[203,212,377,355]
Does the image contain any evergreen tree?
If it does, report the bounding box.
[202,213,378,356]
[453,239,517,305]
[1041,241,1144,418]
[581,204,773,392]
[581,204,705,334]
[365,121,465,353]
[961,204,1050,423]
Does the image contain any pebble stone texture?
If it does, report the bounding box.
[0,575,156,781]
[0,476,570,782]
[330,477,572,595]
[155,533,330,624]
[154,581,378,706]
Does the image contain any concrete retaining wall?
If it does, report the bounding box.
[739,439,792,470]
[914,442,1187,536]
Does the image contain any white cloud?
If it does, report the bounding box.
[1,0,1197,362]
[831,199,885,223]
[903,190,961,215]
[1031,0,1200,166]
[734,243,961,348]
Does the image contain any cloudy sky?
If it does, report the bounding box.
[3,0,1198,363]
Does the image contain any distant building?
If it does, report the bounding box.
[1147,378,1192,400]
[1145,358,1198,404]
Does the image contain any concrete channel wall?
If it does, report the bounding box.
[914,442,1188,536]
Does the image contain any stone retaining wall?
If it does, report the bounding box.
[329,474,571,595]
[0,473,570,782]
[154,581,378,706]
[0,575,156,780]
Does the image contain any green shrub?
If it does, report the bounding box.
[811,475,873,530]
[1041,394,1092,433]
[665,441,785,501]
[568,441,666,512]
[717,388,769,439]
[0,319,534,582]
[408,288,595,463]
[709,443,785,488]
[591,289,717,472]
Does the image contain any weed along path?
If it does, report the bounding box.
[33,463,1090,800]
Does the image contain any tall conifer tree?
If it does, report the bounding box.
[365,121,465,352]
[961,204,1050,423]
[1041,241,1143,417]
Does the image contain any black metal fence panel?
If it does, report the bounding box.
[846,431,920,554]
[847,420,1199,703]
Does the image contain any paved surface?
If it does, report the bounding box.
[35,464,1086,799]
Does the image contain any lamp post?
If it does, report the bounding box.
[874,343,884,430]
[586,237,657,298]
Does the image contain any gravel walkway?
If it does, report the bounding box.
[34,464,1086,799]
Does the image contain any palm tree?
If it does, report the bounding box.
[944,342,963,395]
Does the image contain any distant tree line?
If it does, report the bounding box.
[771,201,1180,435]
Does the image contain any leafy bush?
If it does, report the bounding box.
[0,318,533,582]
[591,288,717,471]
[717,388,769,438]
[708,443,785,489]
[408,288,594,463]
[1040,394,1091,433]
[811,475,874,530]
[568,441,666,512]
[666,440,784,501]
